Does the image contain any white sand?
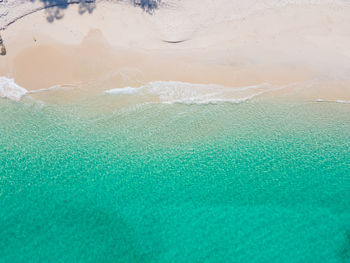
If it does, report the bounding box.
[1,0,350,101]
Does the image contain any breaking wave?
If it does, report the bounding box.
[105,81,273,104]
[0,77,28,101]
[316,99,350,104]
[0,77,77,102]
[27,84,77,94]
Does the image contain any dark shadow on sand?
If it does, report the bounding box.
[29,0,161,22]
[0,0,161,55]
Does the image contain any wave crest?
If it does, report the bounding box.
[0,77,28,101]
[316,99,350,104]
[105,81,271,104]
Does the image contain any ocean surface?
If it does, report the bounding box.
[0,80,350,262]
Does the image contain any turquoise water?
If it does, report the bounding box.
[0,97,349,262]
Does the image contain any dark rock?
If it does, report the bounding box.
[0,45,6,56]
[0,35,6,55]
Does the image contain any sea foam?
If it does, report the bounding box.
[0,78,78,102]
[316,99,350,104]
[27,84,76,94]
[105,81,272,104]
[0,77,28,101]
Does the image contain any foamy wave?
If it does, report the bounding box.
[105,86,140,95]
[336,100,350,104]
[0,78,79,102]
[28,84,77,94]
[316,99,350,104]
[0,77,28,101]
[105,81,272,104]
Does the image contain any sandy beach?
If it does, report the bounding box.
[1,0,350,101]
[1,2,350,262]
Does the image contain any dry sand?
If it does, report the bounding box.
[1,0,350,101]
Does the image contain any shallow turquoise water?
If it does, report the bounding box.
[0,98,349,262]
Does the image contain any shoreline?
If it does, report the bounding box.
[1,0,350,103]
